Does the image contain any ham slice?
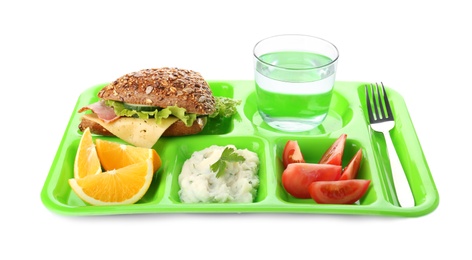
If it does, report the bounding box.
[78,101,119,123]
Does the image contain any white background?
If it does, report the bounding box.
[1,0,470,259]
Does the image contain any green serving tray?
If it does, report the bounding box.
[41,80,439,217]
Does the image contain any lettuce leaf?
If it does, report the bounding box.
[105,100,197,126]
[210,97,242,118]
[104,96,240,126]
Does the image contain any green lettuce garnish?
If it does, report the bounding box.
[105,100,197,126]
[104,96,240,127]
[210,97,242,118]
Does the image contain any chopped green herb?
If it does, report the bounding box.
[211,147,245,178]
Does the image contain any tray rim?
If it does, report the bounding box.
[40,80,440,217]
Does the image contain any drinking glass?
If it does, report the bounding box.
[253,34,339,132]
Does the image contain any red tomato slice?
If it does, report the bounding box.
[308,179,371,204]
[282,163,342,199]
[339,149,362,180]
[282,140,305,168]
[319,133,347,165]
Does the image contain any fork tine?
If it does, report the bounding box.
[365,84,375,122]
[374,83,386,120]
[366,83,393,122]
[380,82,393,119]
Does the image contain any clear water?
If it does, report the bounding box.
[255,51,336,132]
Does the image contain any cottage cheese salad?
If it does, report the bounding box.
[178,145,260,203]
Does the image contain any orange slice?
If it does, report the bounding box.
[68,159,154,205]
[95,139,161,172]
[74,127,101,179]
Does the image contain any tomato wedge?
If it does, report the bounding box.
[282,140,305,168]
[339,149,362,180]
[319,133,347,165]
[308,179,371,204]
[282,163,342,199]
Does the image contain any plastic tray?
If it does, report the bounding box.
[41,80,439,217]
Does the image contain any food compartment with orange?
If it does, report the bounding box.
[41,80,439,217]
[68,129,160,206]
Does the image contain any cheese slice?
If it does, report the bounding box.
[82,114,178,148]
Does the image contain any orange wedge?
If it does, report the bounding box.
[68,159,154,205]
[74,127,101,179]
[95,139,161,172]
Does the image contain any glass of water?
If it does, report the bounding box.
[253,34,339,132]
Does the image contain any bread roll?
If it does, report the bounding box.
[98,67,216,115]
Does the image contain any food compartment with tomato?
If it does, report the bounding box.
[275,135,376,205]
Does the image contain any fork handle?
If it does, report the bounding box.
[384,131,415,207]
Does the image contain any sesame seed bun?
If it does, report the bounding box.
[98,67,216,115]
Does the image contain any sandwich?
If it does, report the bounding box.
[78,67,239,148]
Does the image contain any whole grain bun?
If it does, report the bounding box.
[79,116,207,137]
[98,67,216,115]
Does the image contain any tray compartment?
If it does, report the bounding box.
[243,88,355,136]
[272,136,377,205]
[52,137,169,208]
[166,135,269,204]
